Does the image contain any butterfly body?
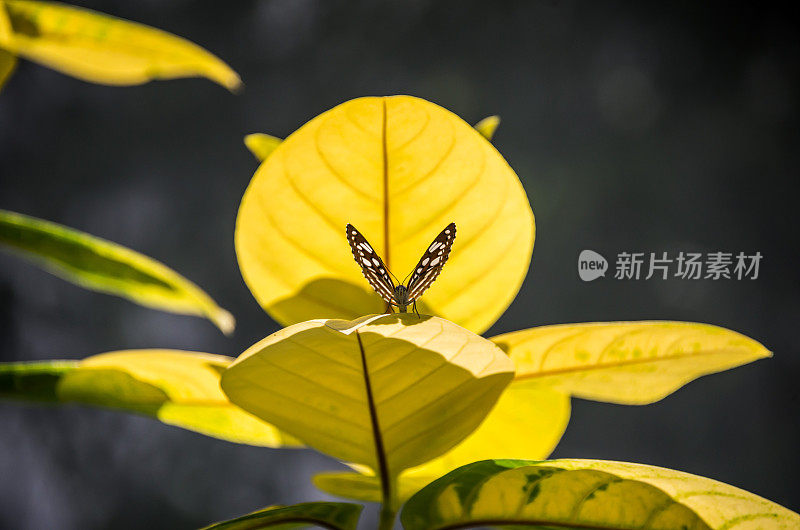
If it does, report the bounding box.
[392,285,410,312]
[346,222,456,315]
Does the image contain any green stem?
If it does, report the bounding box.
[378,502,397,530]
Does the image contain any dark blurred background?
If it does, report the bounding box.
[1,1,798,528]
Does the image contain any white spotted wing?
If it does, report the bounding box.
[406,222,456,301]
[346,224,395,304]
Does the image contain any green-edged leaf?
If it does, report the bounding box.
[492,321,771,404]
[244,133,282,162]
[473,115,500,140]
[221,314,514,506]
[0,209,234,334]
[203,502,362,530]
[401,459,800,530]
[0,48,16,91]
[0,360,77,401]
[0,0,240,90]
[314,385,570,504]
[0,350,300,447]
[235,96,534,334]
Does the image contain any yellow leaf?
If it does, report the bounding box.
[402,459,800,529]
[0,48,15,91]
[221,314,515,496]
[492,321,771,404]
[403,384,569,478]
[314,385,570,504]
[0,0,240,90]
[473,115,500,141]
[244,133,282,162]
[0,1,11,41]
[0,351,300,447]
[235,96,534,334]
[0,209,234,334]
[313,471,433,504]
[547,459,800,530]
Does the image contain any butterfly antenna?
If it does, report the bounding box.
[387,267,402,285]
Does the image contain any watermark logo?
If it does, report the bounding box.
[578,250,608,282]
[578,250,762,281]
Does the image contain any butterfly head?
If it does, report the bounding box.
[393,284,410,309]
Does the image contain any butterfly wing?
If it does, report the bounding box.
[406,222,456,302]
[346,224,396,305]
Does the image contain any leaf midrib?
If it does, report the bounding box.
[382,98,390,270]
[510,346,763,382]
[355,329,392,507]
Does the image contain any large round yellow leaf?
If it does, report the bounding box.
[235,96,534,333]
[220,314,515,491]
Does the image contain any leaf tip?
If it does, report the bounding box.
[226,74,244,94]
[214,308,236,336]
[244,133,282,162]
[474,115,501,141]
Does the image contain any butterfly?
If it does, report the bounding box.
[346,222,456,316]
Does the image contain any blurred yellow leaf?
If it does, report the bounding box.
[492,321,771,404]
[0,48,15,90]
[0,1,10,40]
[0,209,234,334]
[0,0,240,90]
[244,133,282,162]
[0,351,300,447]
[221,314,514,505]
[235,96,534,334]
[401,459,800,529]
[473,115,500,140]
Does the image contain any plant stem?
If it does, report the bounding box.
[378,502,397,530]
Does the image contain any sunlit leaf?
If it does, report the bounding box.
[202,502,363,530]
[314,385,569,504]
[403,383,569,477]
[401,459,800,530]
[473,115,500,141]
[221,314,514,506]
[0,209,234,334]
[0,48,15,91]
[244,133,282,162]
[0,0,241,90]
[313,471,432,504]
[0,1,11,41]
[0,350,299,447]
[492,321,771,404]
[0,360,77,401]
[235,96,534,334]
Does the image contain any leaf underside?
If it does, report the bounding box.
[221,314,515,492]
